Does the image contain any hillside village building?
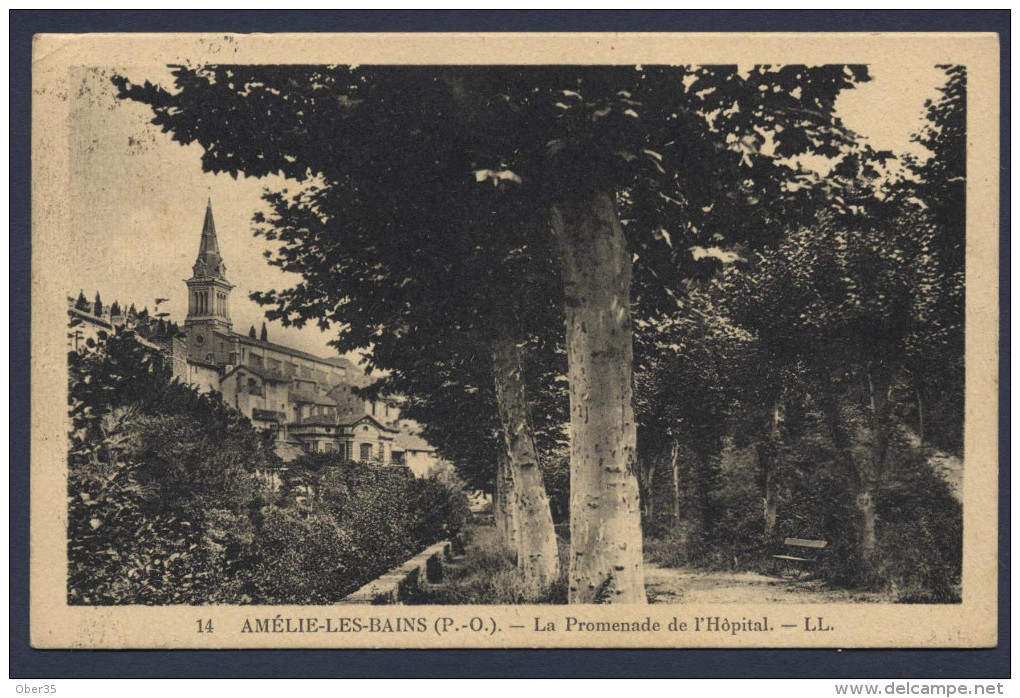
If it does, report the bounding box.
[68,201,439,475]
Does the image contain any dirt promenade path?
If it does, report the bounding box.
[645,562,889,604]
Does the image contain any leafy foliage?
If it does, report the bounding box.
[67,326,468,605]
[112,63,964,603]
[114,64,868,492]
[634,67,964,601]
[67,326,268,604]
[906,65,966,273]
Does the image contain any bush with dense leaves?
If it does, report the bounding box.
[873,446,962,603]
[67,326,469,604]
[67,327,271,605]
[287,455,470,597]
[644,425,961,602]
[240,506,356,604]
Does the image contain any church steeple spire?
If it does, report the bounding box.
[193,198,227,280]
[185,199,234,338]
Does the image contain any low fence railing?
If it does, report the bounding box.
[341,540,455,605]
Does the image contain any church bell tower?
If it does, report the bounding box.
[184,200,234,361]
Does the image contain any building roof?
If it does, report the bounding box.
[346,414,400,433]
[233,332,360,371]
[188,357,221,371]
[221,363,290,384]
[293,415,338,427]
[333,403,365,425]
[288,390,337,406]
[191,200,228,281]
[391,422,436,455]
[68,305,113,329]
[68,308,170,352]
[274,441,304,463]
[321,356,357,369]
[394,426,436,453]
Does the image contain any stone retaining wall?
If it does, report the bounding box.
[342,540,452,604]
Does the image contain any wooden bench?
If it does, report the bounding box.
[772,538,827,578]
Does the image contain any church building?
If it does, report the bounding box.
[70,201,438,475]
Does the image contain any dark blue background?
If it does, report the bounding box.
[9,10,1010,679]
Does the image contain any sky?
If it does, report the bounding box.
[66,63,948,360]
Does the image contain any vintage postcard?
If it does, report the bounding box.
[31,31,999,649]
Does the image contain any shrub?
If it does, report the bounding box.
[67,407,221,605]
[874,446,962,603]
[68,463,214,604]
[67,327,471,605]
[267,454,471,600]
[406,476,470,548]
[242,506,356,604]
[642,425,962,603]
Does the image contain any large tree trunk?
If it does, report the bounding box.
[669,439,681,527]
[644,461,657,519]
[817,380,877,563]
[636,449,657,520]
[866,366,895,477]
[758,441,779,538]
[494,449,521,557]
[861,365,896,565]
[551,191,645,604]
[759,402,783,537]
[857,488,877,558]
[763,469,779,537]
[492,453,505,542]
[491,330,560,588]
[491,470,502,532]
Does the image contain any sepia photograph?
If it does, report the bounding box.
[28,30,1000,650]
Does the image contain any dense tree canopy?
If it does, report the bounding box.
[112,62,972,603]
[117,62,874,602]
[114,63,871,342]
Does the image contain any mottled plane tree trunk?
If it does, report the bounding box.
[493,448,521,558]
[491,327,560,588]
[551,191,645,604]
